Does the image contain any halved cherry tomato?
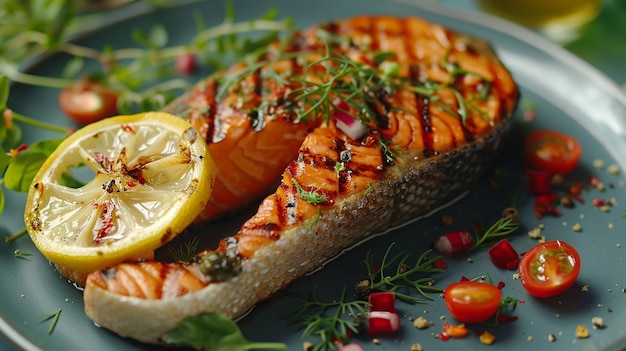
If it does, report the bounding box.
[59,80,119,125]
[443,281,502,324]
[518,240,581,298]
[524,130,581,175]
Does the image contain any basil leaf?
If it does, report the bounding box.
[162,313,286,351]
[26,138,64,155]
[4,152,47,192]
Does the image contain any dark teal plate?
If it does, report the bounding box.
[2,1,626,350]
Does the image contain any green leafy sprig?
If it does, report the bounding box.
[0,0,293,114]
[168,236,200,263]
[162,312,287,351]
[470,216,519,250]
[364,243,446,303]
[289,40,397,125]
[287,285,369,351]
[292,178,328,205]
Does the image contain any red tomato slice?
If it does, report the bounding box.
[524,130,581,175]
[518,240,581,298]
[59,80,119,125]
[443,281,502,324]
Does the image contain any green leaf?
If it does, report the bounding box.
[0,119,24,150]
[162,313,287,351]
[26,137,64,155]
[61,56,84,78]
[4,152,47,192]
[148,24,168,49]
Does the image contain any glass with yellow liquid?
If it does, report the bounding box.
[477,0,602,43]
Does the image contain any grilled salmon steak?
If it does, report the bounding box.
[84,15,519,343]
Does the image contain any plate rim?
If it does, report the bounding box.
[2,1,626,350]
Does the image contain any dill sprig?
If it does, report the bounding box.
[470,216,519,250]
[287,285,369,351]
[364,243,446,303]
[290,41,396,125]
[168,236,200,263]
[292,178,328,205]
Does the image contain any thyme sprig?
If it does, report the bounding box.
[287,285,369,351]
[470,216,519,250]
[364,243,446,303]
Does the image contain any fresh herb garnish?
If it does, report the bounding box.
[162,312,287,351]
[287,285,369,351]
[40,309,62,335]
[482,295,520,327]
[292,178,328,205]
[13,249,32,260]
[168,236,200,263]
[470,216,519,250]
[363,243,446,303]
[290,40,396,125]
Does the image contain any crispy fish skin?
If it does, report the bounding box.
[84,15,519,344]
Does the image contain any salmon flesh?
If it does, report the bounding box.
[84,15,519,343]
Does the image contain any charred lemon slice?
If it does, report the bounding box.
[24,112,215,285]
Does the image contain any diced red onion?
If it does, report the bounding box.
[432,230,475,256]
[368,291,395,312]
[333,99,368,140]
[488,239,519,269]
[338,343,365,351]
[367,311,401,334]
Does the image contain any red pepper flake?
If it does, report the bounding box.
[567,182,586,204]
[121,124,136,134]
[433,259,448,269]
[94,201,115,244]
[534,192,562,219]
[497,280,506,289]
